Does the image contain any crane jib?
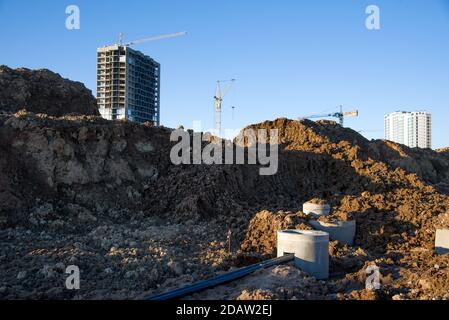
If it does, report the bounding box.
[118,31,187,47]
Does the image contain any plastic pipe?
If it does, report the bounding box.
[145,253,294,300]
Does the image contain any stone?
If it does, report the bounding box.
[135,141,154,153]
[17,271,27,280]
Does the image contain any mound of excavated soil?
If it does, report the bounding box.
[0,66,98,117]
[437,147,449,159]
[1,112,449,300]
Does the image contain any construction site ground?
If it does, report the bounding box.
[1,108,449,300]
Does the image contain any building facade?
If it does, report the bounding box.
[97,45,160,125]
[384,111,431,149]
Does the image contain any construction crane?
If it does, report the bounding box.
[117,31,187,47]
[214,79,236,136]
[299,105,359,127]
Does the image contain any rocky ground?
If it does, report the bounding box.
[1,67,449,300]
[0,111,448,300]
[0,215,233,299]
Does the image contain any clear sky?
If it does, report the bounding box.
[0,0,448,148]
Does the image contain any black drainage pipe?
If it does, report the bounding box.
[145,253,295,301]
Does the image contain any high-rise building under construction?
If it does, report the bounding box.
[96,45,160,125]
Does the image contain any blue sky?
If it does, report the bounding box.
[0,0,448,148]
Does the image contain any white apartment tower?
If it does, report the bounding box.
[97,45,160,125]
[384,111,432,149]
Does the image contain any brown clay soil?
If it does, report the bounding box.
[1,112,449,300]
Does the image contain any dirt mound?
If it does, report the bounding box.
[374,140,449,191]
[0,110,171,227]
[1,111,449,299]
[240,118,449,188]
[2,113,447,231]
[237,118,449,253]
[240,210,312,256]
[437,147,449,159]
[0,66,98,116]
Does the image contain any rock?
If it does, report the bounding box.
[125,271,137,279]
[77,210,97,223]
[66,204,97,223]
[40,265,55,278]
[168,261,184,276]
[112,139,127,153]
[77,127,89,141]
[137,166,158,179]
[135,141,154,153]
[34,203,53,218]
[418,279,432,290]
[54,263,65,272]
[104,268,113,274]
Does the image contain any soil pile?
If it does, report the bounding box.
[1,110,449,299]
[0,66,98,117]
[437,147,449,159]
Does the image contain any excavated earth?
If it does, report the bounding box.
[0,109,448,300]
[0,66,98,117]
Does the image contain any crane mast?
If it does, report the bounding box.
[214,79,235,137]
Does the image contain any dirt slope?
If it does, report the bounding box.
[0,66,98,116]
[1,112,449,300]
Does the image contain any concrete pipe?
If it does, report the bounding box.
[309,220,356,246]
[303,202,331,217]
[435,229,449,255]
[277,229,329,279]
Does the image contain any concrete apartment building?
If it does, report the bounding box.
[384,111,432,149]
[97,45,160,125]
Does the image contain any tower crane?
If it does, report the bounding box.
[214,79,236,136]
[117,31,187,47]
[299,105,359,127]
